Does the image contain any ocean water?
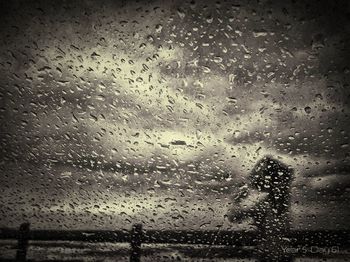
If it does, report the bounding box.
[1,240,349,261]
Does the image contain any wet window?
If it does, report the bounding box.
[0,0,349,261]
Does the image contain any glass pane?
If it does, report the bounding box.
[0,0,349,261]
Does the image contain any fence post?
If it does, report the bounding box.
[16,222,30,261]
[250,156,293,262]
[130,224,142,262]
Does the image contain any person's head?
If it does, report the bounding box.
[250,156,293,194]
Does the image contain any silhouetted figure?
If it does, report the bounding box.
[250,156,292,215]
[228,156,293,261]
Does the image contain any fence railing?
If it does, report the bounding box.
[0,224,349,261]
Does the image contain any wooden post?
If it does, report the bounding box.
[130,224,142,262]
[250,156,293,262]
[16,223,30,261]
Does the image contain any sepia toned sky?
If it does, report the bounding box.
[0,0,349,230]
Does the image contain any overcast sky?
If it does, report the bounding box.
[0,0,349,230]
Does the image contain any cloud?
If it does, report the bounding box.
[0,0,349,193]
